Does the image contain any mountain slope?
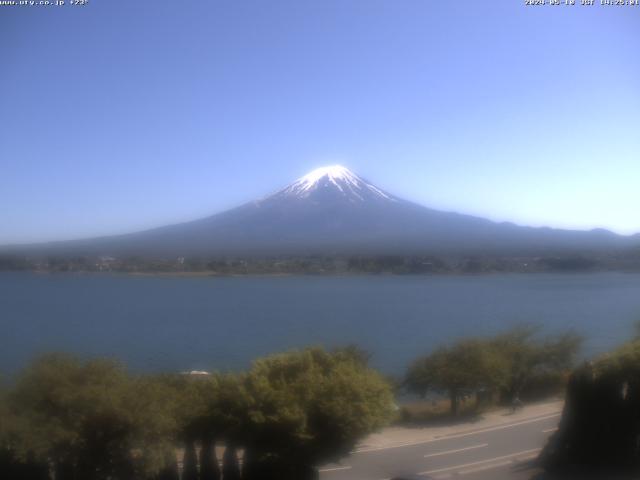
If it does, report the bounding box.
[6,166,639,257]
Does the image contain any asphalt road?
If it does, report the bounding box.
[319,412,560,480]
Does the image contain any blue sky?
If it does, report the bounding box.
[1,1,639,244]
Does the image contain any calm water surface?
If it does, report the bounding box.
[1,272,639,375]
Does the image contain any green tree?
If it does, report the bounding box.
[199,435,221,480]
[333,344,372,367]
[240,347,394,479]
[492,326,582,402]
[541,339,640,473]
[221,445,241,480]
[2,347,395,480]
[6,354,177,480]
[147,372,223,480]
[0,382,19,480]
[405,339,507,416]
[182,441,198,480]
[153,455,179,480]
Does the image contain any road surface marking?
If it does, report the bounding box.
[459,450,540,475]
[459,459,512,475]
[424,443,488,458]
[542,427,557,433]
[433,413,560,441]
[517,452,540,462]
[355,412,560,453]
[319,466,352,473]
[418,447,541,475]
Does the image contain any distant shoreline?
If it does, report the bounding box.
[8,267,640,279]
[3,251,640,277]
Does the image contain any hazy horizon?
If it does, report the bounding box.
[2,1,639,244]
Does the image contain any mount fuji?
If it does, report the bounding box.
[7,165,639,257]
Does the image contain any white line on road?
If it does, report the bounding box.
[458,459,512,475]
[318,466,352,473]
[433,413,561,442]
[424,443,488,458]
[418,447,541,475]
[355,412,560,454]
[459,451,540,476]
[516,452,540,462]
[542,427,557,433]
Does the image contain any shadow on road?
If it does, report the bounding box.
[512,460,640,480]
[528,473,640,480]
[397,411,485,429]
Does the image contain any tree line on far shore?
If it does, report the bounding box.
[2,252,634,275]
[0,327,582,480]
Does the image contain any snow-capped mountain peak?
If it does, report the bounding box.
[280,165,393,202]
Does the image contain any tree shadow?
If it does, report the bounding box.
[396,410,485,429]
[511,460,640,480]
[528,472,640,480]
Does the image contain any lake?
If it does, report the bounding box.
[1,272,639,376]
